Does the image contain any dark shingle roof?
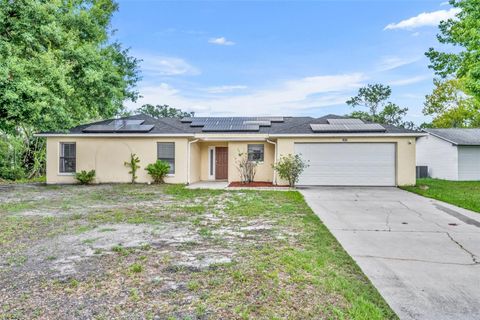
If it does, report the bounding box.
[45,114,420,135]
[426,129,480,146]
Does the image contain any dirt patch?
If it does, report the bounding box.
[0,184,394,319]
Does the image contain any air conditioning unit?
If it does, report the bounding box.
[416,166,428,179]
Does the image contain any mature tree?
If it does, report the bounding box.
[346,84,414,129]
[423,79,480,128]
[425,0,480,100]
[136,104,194,118]
[0,0,140,134]
[346,84,391,121]
[0,0,140,178]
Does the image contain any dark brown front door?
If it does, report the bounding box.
[215,147,228,180]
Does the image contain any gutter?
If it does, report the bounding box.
[34,133,195,138]
[266,139,277,185]
[268,133,427,138]
[187,139,199,185]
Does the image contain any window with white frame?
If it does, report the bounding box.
[248,144,264,162]
[59,142,76,173]
[157,142,175,174]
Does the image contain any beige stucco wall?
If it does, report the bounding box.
[189,141,201,184]
[45,134,416,186]
[228,141,275,182]
[46,137,189,184]
[276,136,416,186]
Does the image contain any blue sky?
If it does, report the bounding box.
[114,0,458,125]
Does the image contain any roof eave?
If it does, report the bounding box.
[269,132,426,137]
[34,133,195,138]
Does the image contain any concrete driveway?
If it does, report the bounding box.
[300,187,480,320]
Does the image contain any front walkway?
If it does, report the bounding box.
[300,187,480,320]
[186,181,229,189]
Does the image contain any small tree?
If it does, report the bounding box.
[272,154,309,187]
[236,152,258,183]
[124,153,140,183]
[75,170,96,185]
[145,160,170,184]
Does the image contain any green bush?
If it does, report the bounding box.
[272,154,309,187]
[145,160,170,184]
[0,136,26,181]
[124,153,140,183]
[75,170,96,184]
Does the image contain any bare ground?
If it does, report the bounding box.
[0,184,395,320]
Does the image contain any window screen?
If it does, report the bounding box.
[248,144,264,162]
[210,148,214,176]
[157,142,175,174]
[59,142,76,173]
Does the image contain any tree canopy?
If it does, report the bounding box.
[346,84,414,129]
[423,79,480,128]
[136,104,194,119]
[0,0,140,134]
[425,0,480,100]
[0,0,140,179]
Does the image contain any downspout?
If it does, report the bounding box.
[266,139,277,185]
[187,139,199,185]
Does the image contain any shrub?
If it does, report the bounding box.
[236,152,258,183]
[272,154,309,187]
[124,153,140,183]
[145,160,170,183]
[129,263,143,273]
[75,170,95,184]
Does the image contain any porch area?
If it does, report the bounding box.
[188,139,276,185]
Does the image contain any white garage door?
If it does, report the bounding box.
[295,143,396,186]
[458,146,480,181]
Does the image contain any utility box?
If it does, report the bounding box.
[416,166,428,179]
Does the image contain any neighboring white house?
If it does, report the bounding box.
[417,129,480,181]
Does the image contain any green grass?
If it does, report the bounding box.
[0,183,396,319]
[401,178,480,213]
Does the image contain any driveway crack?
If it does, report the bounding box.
[398,201,447,231]
[355,254,479,266]
[446,232,479,264]
[385,207,392,232]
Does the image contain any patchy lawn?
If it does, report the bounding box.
[402,178,480,214]
[0,184,396,319]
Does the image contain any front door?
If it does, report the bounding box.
[215,147,228,180]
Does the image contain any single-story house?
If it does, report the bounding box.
[36,114,422,186]
[417,129,480,181]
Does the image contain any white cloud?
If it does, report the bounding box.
[203,85,248,94]
[208,37,235,46]
[129,73,365,116]
[384,8,460,30]
[388,75,431,86]
[139,54,200,76]
[377,56,421,71]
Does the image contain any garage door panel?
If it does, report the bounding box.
[295,143,396,186]
[458,146,480,181]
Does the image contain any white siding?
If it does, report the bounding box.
[458,146,480,181]
[416,135,458,180]
[294,143,396,186]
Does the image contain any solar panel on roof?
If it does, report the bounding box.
[345,123,385,131]
[180,116,284,132]
[83,125,119,132]
[116,124,154,133]
[327,118,364,125]
[83,119,153,133]
[243,120,271,126]
[310,123,385,133]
